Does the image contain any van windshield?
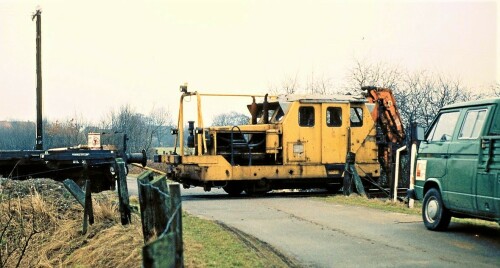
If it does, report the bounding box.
[427,111,460,142]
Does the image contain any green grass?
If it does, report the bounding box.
[183,213,285,268]
[318,194,421,215]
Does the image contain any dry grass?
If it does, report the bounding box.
[34,194,144,268]
[0,187,60,268]
[1,179,291,268]
[0,179,143,268]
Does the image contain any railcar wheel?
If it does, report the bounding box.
[244,188,268,197]
[223,182,244,196]
[326,183,342,193]
[244,180,270,197]
[422,188,451,231]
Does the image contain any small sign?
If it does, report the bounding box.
[88,133,101,149]
[293,143,304,154]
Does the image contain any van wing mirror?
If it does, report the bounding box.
[416,126,425,141]
[411,123,426,142]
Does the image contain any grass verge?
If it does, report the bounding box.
[184,214,293,268]
[318,194,499,228]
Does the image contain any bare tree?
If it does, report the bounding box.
[306,69,334,95]
[0,121,35,150]
[211,111,250,126]
[44,116,88,148]
[395,71,472,129]
[105,104,173,156]
[143,106,173,154]
[347,60,476,129]
[269,71,300,95]
[347,59,401,92]
[492,82,500,97]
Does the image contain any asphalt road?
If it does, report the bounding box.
[127,178,500,267]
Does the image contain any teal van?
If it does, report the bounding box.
[413,97,500,231]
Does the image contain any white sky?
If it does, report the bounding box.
[0,0,498,125]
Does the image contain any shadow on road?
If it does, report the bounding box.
[181,189,333,201]
[447,222,500,239]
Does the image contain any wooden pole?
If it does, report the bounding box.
[63,179,85,208]
[169,184,183,268]
[137,171,169,243]
[82,179,94,234]
[116,158,131,225]
[32,9,43,150]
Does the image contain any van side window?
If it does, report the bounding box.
[326,107,342,127]
[459,109,487,139]
[350,107,363,127]
[299,106,315,127]
[490,108,500,135]
[427,111,460,142]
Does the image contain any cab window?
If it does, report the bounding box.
[459,109,486,139]
[271,108,284,122]
[326,107,342,127]
[427,111,460,142]
[299,106,315,127]
[350,107,363,127]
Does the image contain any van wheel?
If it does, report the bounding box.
[223,182,244,196]
[422,188,451,231]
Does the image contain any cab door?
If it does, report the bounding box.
[419,110,461,204]
[321,104,348,165]
[289,104,321,163]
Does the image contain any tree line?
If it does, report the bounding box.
[0,106,174,157]
[269,60,499,130]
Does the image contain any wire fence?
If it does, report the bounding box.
[137,171,183,268]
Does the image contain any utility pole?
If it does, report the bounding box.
[32,9,43,150]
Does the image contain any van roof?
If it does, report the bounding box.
[442,97,500,110]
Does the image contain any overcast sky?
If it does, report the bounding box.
[0,0,498,125]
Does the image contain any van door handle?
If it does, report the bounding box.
[441,154,449,159]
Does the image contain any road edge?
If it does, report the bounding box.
[216,221,304,268]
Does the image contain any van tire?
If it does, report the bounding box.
[422,188,451,231]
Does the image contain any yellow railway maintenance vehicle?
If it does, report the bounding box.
[155,85,405,196]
